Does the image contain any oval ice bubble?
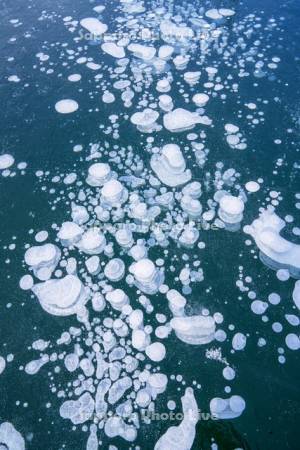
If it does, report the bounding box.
[55,99,79,114]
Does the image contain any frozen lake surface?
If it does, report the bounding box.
[0,0,299,449]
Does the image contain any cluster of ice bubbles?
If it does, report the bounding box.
[19,148,253,447]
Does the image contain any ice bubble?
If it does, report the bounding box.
[86,424,98,450]
[181,196,202,219]
[55,99,78,114]
[91,292,106,312]
[78,229,106,255]
[156,78,171,93]
[148,373,168,397]
[173,54,190,70]
[0,356,6,375]
[25,355,49,375]
[104,258,125,282]
[179,225,200,248]
[128,242,148,261]
[192,93,209,107]
[136,389,151,408]
[93,5,105,13]
[0,422,25,450]
[292,281,300,310]
[115,227,133,249]
[130,108,159,133]
[87,163,112,186]
[154,387,198,450]
[184,71,201,86]
[163,108,210,133]
[24,243,61,280]
[285,333,300,350]
[129,258,164,294]
[0,154,14,170]
[128,309,144,329]
[106,289,129,310]
[158,94,173,112]
[102,42,125,58]
[19,274,34,290]
[87,62,101,71]
[150,144,191,187]
[113,318,129,337]
[68,73,81,82]
[232,333,247,351]
[101,179,128,206]
[64,353,79,372]
[251,300,268,315]
[104,416,137,442]
[218,195,244,226]
[34,230,48,243]
[210,395,245,419]
[80,358,95,377]
[132,329,150,351]
[145,342,166,362]
[205,9,223,20]
[170,315,215,345]
[245,209,300,278]
[183,182,202,199]
[128,43,156,61]
[219,8,236,17]
[245,181,260,193]
[223,366,236,380]
[102,91,115,104]
[108,376,132,404]
[32,274,88,316]
[71,203,89,225]
[158,45,174,60]
[166,290,187,316]
[60,392,95,424]
[85,256,100,275]
[277,269,290,281]
[58,221,83,246]
[285,314,299,326]
[225,124,239,134]
[80,17,108,35]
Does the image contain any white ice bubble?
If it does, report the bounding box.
[170,315,215,345]
[0,422,25,449]
[0,154,14,170]
[232,333,247,351]
[285,333,300,350]
[80,17,108,35]
[145,342,166,362]
[55,99,79,114]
